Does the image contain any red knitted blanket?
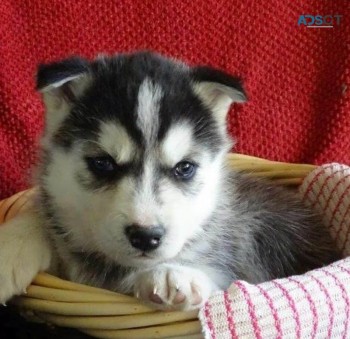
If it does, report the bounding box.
[0,0,349,199]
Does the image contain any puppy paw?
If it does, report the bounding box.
[133,265,216,310]
[0,211,52,304]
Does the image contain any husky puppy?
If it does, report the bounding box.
[0,51,338,310]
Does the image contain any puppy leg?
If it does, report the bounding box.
[132,264,218,310]
[0,210,53,304]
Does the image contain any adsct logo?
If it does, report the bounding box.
[298,15,342,28]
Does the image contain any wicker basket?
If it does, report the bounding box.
[0,153,317,339]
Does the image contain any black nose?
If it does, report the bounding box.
[125,224,165,252]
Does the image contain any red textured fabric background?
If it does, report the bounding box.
[0,1,349,199]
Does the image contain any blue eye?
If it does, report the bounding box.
[86,156,118,177]
[173,161,197,180]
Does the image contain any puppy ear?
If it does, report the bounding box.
[37,57,90,100]
[192,66,246,126]
[36,57,91,137]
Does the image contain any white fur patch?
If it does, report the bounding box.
[136,78,163,145]
[160,123,193,166]
[99,122,136,163]
[132,158,158,226]
[155,153,225,259]
[0,210,54,303]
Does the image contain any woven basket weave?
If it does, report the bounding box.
[0,153,317,339]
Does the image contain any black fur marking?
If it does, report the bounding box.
[77,161,138,191]
[52,104,102,150]
[49,52,226,156]
[191,65,247,101]
[85,156,131,180]
[77,140,144,191]
[36,57,89,91]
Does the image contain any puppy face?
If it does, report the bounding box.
[37,52,246,267]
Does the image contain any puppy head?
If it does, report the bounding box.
[37,51,246,267]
